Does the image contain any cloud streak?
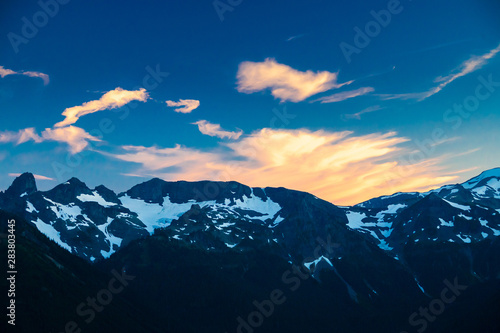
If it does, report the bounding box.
[166,99,200,113]
[380,43,500,101]
[236,58,352,102]
[192,120,243,140]
[0,65,49,85]
[8,173,55,181]
[315,87,374,103]
[55,87,149,127]
[344,105,384,120]
[106,128,456,205]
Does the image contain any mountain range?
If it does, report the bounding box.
[1,169,500,332]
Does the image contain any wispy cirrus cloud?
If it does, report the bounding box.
[286,33,306,42]
[106,128,456,205]
[0,65,49,85]
[315,87,374,103]
[344,105,384,120]
[236,58,352,102]
[55,87,149,127]
[8,173,55,181]
[192,120,243,140]
[380,43,500,101]
[166,99,200,113]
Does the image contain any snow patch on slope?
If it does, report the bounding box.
[346,211,367,229]
[97,217,123,258]
[26,201,38,213]
[44,197,82,222]
[31,218,72,252]
[77,192,117,207]
[443,199,471,212]
[120,194,201,233]
[231,189,282,221]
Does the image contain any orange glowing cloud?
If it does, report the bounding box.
[108,128,458,205]
[55,87,149,127]
[236,58,352,102]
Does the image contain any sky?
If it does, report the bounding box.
[0,0,500,205]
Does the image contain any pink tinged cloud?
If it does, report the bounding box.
[55,87,149,127]
[192,120,243,140]
[236,58,353,102]
[0,128,43,144]
[8,173,55,181]
[166,99,200,113]
[380,43,500,101]
[315,87,374,103]
[41,126,101,154]
[0,126,101,154]
[107,128,458,205]
[0,65,49,85]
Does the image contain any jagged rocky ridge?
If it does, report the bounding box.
[1,169,500,264]
[344,168,500,254]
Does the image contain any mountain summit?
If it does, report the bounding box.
[5,172,37,197]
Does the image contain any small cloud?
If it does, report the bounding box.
[286,34,305,42]
[120,173,150,178]
[236,58,352,102]
[192,120,243,140]
[0,126,101,154]
[55,87,149,127]
[8,173,55,181]
[42,126,101,154]
[21,71,50,85]
[344,105,384,120]
[429,136,460,148]
[0,128,43,144]
[380,43,500,101]
[166,99,200,113]
[0,65,49,85]
[401,39,474,56]
[315,87,374,104]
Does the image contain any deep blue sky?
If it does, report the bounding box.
[1,0,499,204]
